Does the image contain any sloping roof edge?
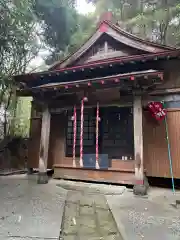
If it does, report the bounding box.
[48,20,176,71]
[14,49,180,84]
[108,21,175,51]
[33,70,163,89]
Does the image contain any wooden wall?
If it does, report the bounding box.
[28,95,180,180]
[156,60,180,90]
[27,105,67,169]
[28,107,180,179]
[48,113,66,167]
[143,109,180,178]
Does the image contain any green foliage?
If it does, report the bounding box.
[88,0,180,45]
[0,0,40,137]
[67,13,96,54]
[13,97,32,138]
[34,0,78,64]
[0,0,40,75]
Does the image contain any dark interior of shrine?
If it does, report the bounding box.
[66,106,134,161]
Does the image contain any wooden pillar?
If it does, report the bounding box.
[38,106,51,184]
[133,95,148,195]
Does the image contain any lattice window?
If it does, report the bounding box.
[65,106,134,159]
[101,107,134,160]
[66,109,96,157]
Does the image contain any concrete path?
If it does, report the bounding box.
[107,188,180,240]
[0,174,67,240]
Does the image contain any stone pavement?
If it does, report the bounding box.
[107,188,180,240]
[60,190,123,240]
[0,174,67,240]
[2,175,180,240]
[57,179,126,195]
[57,180,126,239]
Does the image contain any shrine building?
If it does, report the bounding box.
[14,12,180,193]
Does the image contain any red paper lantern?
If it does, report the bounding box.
[147,101,166,121]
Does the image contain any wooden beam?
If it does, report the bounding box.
[50,100,133,114]
[38,106,51,184]
[150,88,180,95]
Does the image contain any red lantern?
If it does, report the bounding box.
[147,101,166,121]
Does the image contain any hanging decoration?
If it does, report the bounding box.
[80,98,84,167]
[72,105,77,167]
[147,101,166,121]
[96,102,100,169]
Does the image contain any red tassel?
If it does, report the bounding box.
[73,106,77,167]
[96,102,100,169]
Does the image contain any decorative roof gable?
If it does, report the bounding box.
[49,20,176,71]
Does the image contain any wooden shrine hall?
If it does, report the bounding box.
[14,12,180,194]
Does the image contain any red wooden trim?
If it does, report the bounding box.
[14,49,179,82]
[52,50,179,73]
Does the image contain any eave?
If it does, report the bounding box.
[33,70,163,89]
[14,50,180,85]
[17,70,164,97]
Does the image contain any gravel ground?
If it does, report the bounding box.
[3,176,178,240]
[107,189,180,240]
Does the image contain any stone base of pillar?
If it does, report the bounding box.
[27,168,34,175]
[37,172,49,184]
[133,176,149,196]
